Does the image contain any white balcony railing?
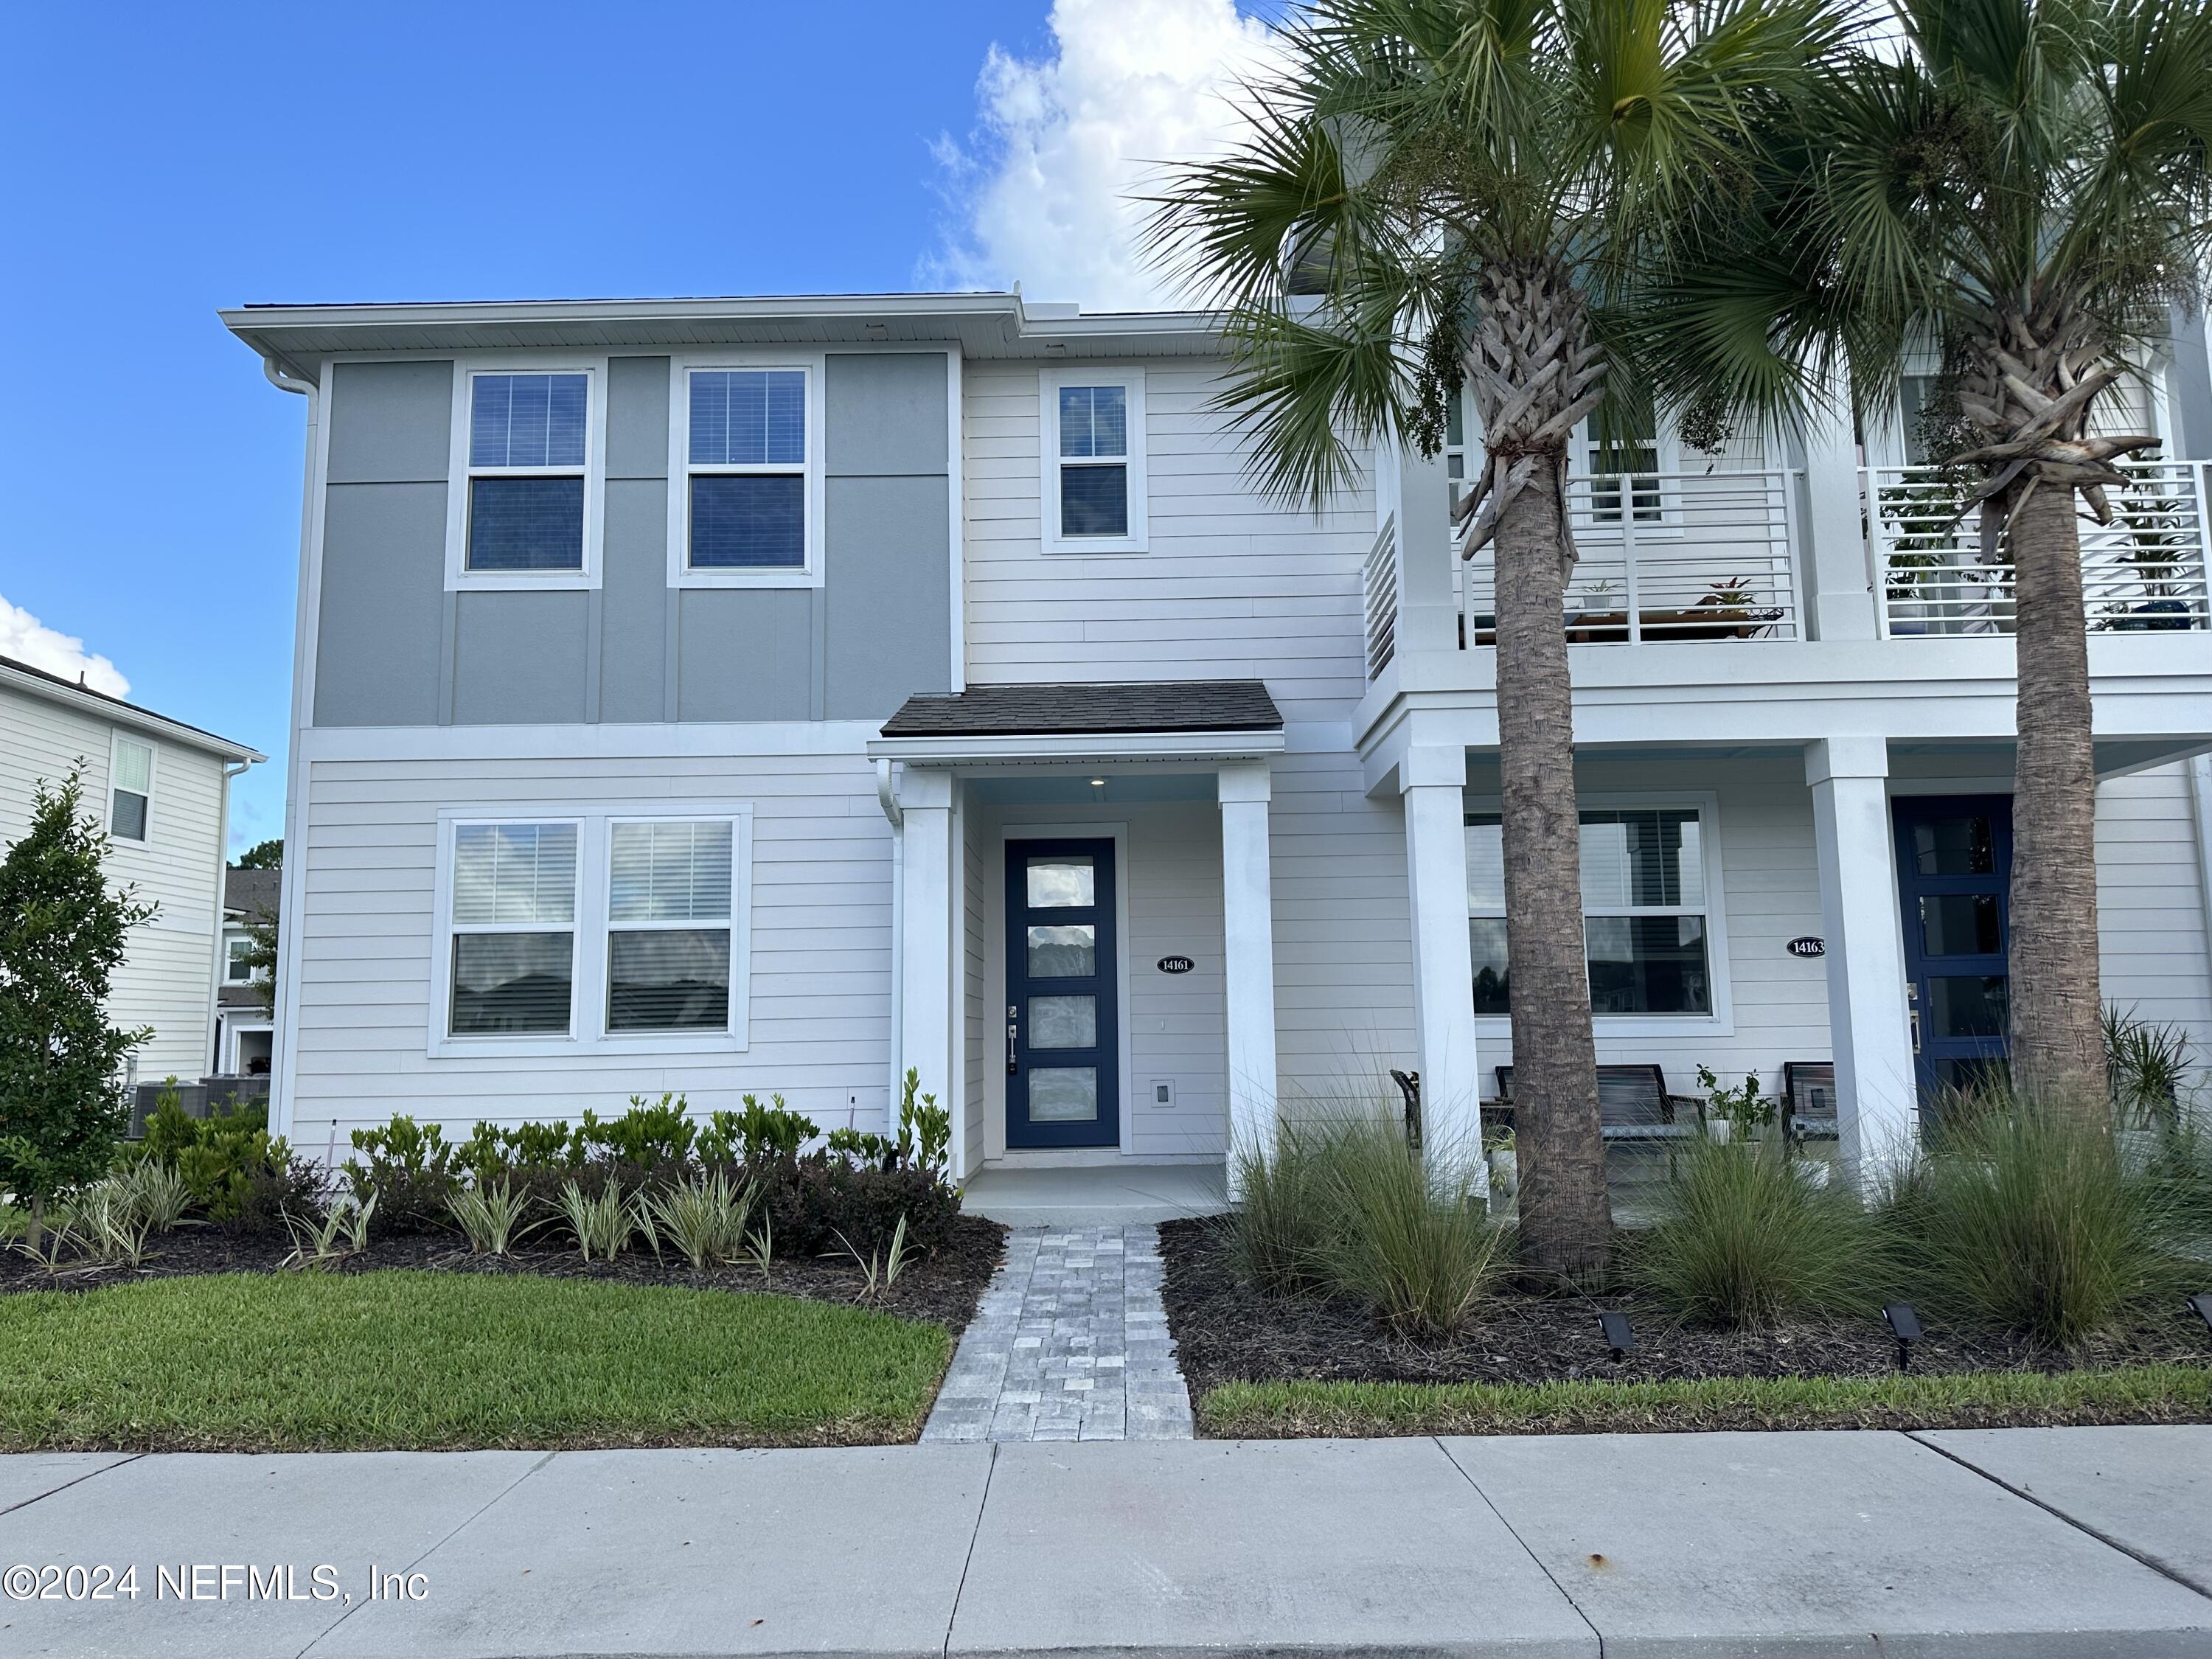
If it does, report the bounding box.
[1457,467,1804,647]
[1865,460,2212,639]
[1365,511,1399,678]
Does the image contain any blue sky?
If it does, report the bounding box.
[1,1,1279,853]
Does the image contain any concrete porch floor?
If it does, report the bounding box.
[959,1161,1228,1228]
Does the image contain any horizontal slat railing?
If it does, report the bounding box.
[1457,468,1804,647]
[1863,460,2212,639]
[1365,511,1399,679]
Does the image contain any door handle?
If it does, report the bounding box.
[1006,1004,1019,1074]
[1910,1009,1922,1054]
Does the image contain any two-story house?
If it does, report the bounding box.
[1,653,263,1086]
[221,293,2212,1199]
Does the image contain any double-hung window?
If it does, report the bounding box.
[110,736,153,841]
[1042,369,1147,552]
[226,934,257,984]
[434,807,750,1053]
[607,819,734,1033]
[671,358,823,585]
[448,362,603,587]
[1466,801,1722,1020]
[1582,390,1666,525]
[447,823,579,1035]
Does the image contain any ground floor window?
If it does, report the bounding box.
[1466,804,1715,1017]
[434,807,749,1054]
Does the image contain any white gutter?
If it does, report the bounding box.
[877,760,905,1133]
[0,661,262,763]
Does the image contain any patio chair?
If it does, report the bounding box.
[1782,1061,1838,1151]
[1492,1064,1705,1143]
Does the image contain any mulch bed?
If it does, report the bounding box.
[0,1214,1008,1337]
[1158,1216,2212,1396]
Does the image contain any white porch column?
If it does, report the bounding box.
[1797,407,1880,641]
[1218,761,1280,1177]
[895,768,958,1153]
[1806,737,1919,1164]
[1401,742,1484,1158]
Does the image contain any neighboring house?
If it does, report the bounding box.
[215,864,279,1076]
[0,653,263,1086]
[220,293,2212,1184]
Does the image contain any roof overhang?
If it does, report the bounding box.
[0,658,263,762]
[221,291,1228,378]
[869,728,1288,767]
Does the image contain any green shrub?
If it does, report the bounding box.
[555,1179,636,1262]
[447,1179,538,1256]
[582,1095,700,1168]
[345,1115,458,1231]
[762,1157,960,1259]
[1630,1138,1883,1328]
[697,1093,819,1167]
[1226,1116,1357,1296]
[144,1097,326,1233]
[641,1172,758,1269]
[1879,1098,2193,1347]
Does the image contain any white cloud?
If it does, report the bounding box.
[0,594,129,698]
[931,0,1283,310]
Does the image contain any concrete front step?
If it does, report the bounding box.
[958,1161,1228,1228]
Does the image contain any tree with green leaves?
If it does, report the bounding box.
[1644,0,2212,1118]
[0,770,156,1244]
[234,838,282,871]
[1147,0,1837,1273]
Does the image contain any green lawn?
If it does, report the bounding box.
[0,1271,952,1451]
[1200,1366,2212,1438]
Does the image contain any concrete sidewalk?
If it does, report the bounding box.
[1,1427,2208,1658]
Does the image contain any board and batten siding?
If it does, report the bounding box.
[286,751,895,1147]
[0,681,228,1081]
[961,359,1374,723]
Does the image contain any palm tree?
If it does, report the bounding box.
[1644,0,2212,1119]
[1146,0,1835,1274]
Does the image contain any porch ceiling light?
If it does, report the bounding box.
[1596,1310,1632,1361]
[1089,777,1106,787]
[1883,1301,1923,1371]
[2188,1292,2212,1340]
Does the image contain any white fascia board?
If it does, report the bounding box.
[0,662,264,763]
[866,729,1287,766]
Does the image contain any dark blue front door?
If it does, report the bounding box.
[1005,838,1119,1148]
[1893,795,2013,1111]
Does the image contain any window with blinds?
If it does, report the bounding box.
[686,369,809,569]
[111,737,153,841]
[606,820,735,1032]
[465,372,590,571]
[448,822,578,1034]
[1057,383,1130,538]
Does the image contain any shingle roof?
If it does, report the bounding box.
[225,866,281,919]
[0,654,262,759]
[880,681,1283,740]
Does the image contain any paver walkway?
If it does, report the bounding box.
[922,1225,1194,1442]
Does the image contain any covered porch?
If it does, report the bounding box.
[870,681,1287,1197]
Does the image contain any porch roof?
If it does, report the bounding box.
[880,680,1282,740]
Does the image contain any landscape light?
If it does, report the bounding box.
[1597,1310,1633,1360]
[1883,1302,1923,1371]
[2188,1292,2212,1340]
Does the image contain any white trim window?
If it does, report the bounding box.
[225,931,258,984]
[445,360,606,590]
[668,354,827,588]
[109,734,154,841]
[1578,389,1675,526]
[431,805,752,1056]
[1041,368,1148,554]
[1466,798,1727,1025]
[445,821,580,1037]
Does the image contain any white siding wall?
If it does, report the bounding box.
[961,358,1374,722]
[288,750,894,1150]
[961,799,989,1175]
[1,681,226,1081]
[2096,763,2212,1051]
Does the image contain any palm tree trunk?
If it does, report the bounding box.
[2005,481,2106,1119]
[1494,453,1610,1275]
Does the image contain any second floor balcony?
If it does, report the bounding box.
[1363,456,2212,681]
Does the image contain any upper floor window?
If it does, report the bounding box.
[446,361,605,590]
[110,736,153,841]
[226,933,258,984]
[667,356,824,588]
[1042,368,1148,554]
[1583,392,1666,524]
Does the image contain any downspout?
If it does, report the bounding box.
[262,355,319,1143]
[206,757,258,1077]
[877,759,904,1135]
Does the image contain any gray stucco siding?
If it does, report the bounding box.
[606,355,671,479]
[451,591,591,724]
[827,352,950,477]
[825,475,951,719]
[325,361,453,484]
[315,482,447,726]
[678,590,814,720]
[599,478,670,722]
